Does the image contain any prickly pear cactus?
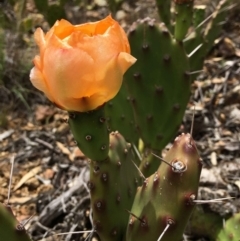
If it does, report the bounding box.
[0,203,32,241]
[124,18,191,175]
[126,133,202,241]
[89,132,141,241]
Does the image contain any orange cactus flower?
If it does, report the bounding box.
[30,15,136,112]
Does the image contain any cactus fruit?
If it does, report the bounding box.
[0,203,32,241]
[124,18,191,175]
[68,107,109,161]
[89,132,141,241]
[174,0,194,41]
[126,133,202,241]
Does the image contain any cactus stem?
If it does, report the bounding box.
[187,43,203,58]
[157,218,175,241]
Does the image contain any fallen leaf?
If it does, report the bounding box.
[14,166,42,191]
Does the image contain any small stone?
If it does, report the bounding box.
[116,10,126,21]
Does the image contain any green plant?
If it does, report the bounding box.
[187,206,240,241]
[1,0,236,240]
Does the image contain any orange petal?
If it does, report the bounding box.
[33,55,42,70]
[116,52,137,75]
[42,46,95,101]
[53,19,74,40]
[67,53,136,111]
[72,32,128,66]
[94,15,115,35]
[46,33,71,49]
[29,67,53,102]
[57,94,105,112]
[34,28,46,52]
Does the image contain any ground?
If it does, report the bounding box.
[0,0,240,240]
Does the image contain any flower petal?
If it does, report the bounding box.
[116,52,137,75]
[42,46,95,101]
[34,28,46,53]
[30,67,53,101]
[53,19,74,39]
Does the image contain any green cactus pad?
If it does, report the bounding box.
[124,18,191,175]
[217,213,240,241]
[186,206,223,240]
[0,203,32,241]
[68,106,109,161]
[126,133,202,241]
[89,132,141,241]
[105,84,139,145]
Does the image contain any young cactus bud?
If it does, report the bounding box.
[174,0,194,41]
